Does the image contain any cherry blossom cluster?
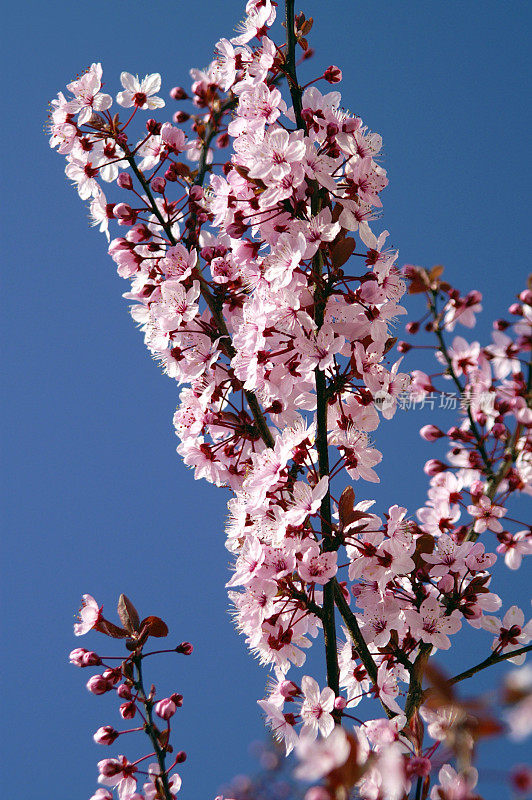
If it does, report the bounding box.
[72,594,192,800]
[50,1,531,798]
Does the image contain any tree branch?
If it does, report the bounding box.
[448,643,532,686]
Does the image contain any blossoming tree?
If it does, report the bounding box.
[48,1,531,798]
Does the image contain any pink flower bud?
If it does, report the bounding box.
[175,751,187,763]
[173,111,190,123]
[117,172,133,190]
[82,651,102,667]
[175,641,193,655]
[323,65,342,83]
[114,203,137,226]
[86,675,112,695]
[216,132,229,148]
[146,119,161,134]
[120,700,137,719]
[406,321,419,334]
[334,696,347,710]
[170,86,189,100]
[419,424,444,441]
[151,177,166,194]
[509,303,523,316]
[519,290,532,305]
[305,788,331,800]
[70,647,88,666]
[189,186,203,202]
[117,683,133,700]
[494,318,510,331]
[103,667,122,685]
[491,422,506,439]
[155,697,177,720]
[93,726,119,745]
[424,459,447,476]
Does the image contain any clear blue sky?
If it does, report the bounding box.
[2,1,531,798]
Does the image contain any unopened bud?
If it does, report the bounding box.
[117,172,133,190]
[170,86,189,100]
[173,111,190,124]
[323,65,342,83]
[518,290,532,305]
[216,132,229,148]
[424,459,447,476]
[87,675,112,695]
[305,788,331,800]
[334,696,347,710]
[93,726,119,745]
[155,697,177,720]
[175,641,193,655]
[175,751,187,763]
[117,683,133,700]
[397,341,411,353]
[120,700,137,719]
[146,119,161,135]
[419,424,444,442]
[406,321,419,334]
[509,303,523,316]
[151,177,166,194]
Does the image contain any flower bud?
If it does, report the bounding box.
[175,751,187,763]
[171,692,184,707]
[175,641,193,655]
[117,683,133,700]
[423,459,447,476]
[69,647,88,666]
[305,788,331,800]
[518,290,532,305]
[103,667,122,685]
[173,111,190,124]
[120,700,137,719]
[146,119,161,134]
[334,696,347,710]
[117,172,133,190]
[86,675,112,695]
[323,65,342,83]
[151,177,166,194]
[114,203,137,226]
[189,186,203,202]
[406,321,419,334]
[155,697,177,720]
[93,726,119,745]
[170,86,189,100]
[216,132,229,148]
[509,303,523,316]
[419,424,444,441]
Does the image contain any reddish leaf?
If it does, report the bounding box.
[117,594,140,634]
[96,618,128,639]
[141,616,169,638]
[331,237,356,268]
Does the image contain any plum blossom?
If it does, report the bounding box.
[117,72,165,110]
[74,594,102,636]
[299,676,335,740]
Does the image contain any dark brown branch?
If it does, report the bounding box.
[448,643,532,686]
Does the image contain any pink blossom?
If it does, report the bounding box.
[117,72,165,110]
[74,594,102,636]
[467,495,506,533]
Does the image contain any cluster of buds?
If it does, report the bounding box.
[50,1,531,799]
[71,594,192,800]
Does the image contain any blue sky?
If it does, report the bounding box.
[2,1,531,798]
